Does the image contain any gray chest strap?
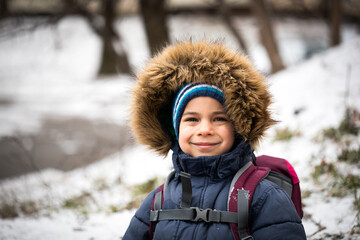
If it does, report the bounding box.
[150,170,252,240]
[150,206,238,223]
[151,171,238,223]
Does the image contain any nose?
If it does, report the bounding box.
[197,120,214,136]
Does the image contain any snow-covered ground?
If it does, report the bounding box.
[0,15,359,239]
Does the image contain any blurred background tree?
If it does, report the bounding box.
[139,0,169,56]
[57,0,132,75]
[0,0,9,18]
[0,0,359,76]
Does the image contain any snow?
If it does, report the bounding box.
[0,210,136,240]
[0,14,359,239]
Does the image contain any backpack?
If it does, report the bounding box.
[149,155,303,240]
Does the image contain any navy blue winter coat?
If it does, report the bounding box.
[123,142,306,239]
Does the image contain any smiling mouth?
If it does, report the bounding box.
[192,142,219,150]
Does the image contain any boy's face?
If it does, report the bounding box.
[179,96,235,157]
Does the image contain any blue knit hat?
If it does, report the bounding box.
[172,83,225,139]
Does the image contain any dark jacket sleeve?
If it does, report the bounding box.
[250,179,306,240]
[123,186,161,240]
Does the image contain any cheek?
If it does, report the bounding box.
[222,125,235,144]
[178,127,191,154]
[179,125,191,142]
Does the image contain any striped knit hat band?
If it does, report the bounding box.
[172,83,224,139]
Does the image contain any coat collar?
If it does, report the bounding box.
[171,141,253,180]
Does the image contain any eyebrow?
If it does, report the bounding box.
[182,112,197,116]
[213,111,227,115]
[182,111,227,116]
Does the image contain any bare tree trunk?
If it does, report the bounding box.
[140,0,169,56]
[0,0,9,19]
[98,0,131,75]
[217,0,248,54]
[329,0,341,46]
[62,0,131,76]
[251,0,284,73]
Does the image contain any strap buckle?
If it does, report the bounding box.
[241,236,254,240]
[150,210,160,221]
[190,207,212,222]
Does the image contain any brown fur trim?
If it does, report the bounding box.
[130,41,276,156]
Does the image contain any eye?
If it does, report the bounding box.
[183,117,198,122]
[214,116,228,122]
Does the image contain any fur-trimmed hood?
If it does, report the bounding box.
[130,41,275,156]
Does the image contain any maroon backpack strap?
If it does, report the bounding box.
[149,171,176,239]
[149,184,164,240]
[256,155,303,218]
[228,161,270,239]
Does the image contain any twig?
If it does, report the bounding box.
[305,212,327,238]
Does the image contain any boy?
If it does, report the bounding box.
[124,41,306,239]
